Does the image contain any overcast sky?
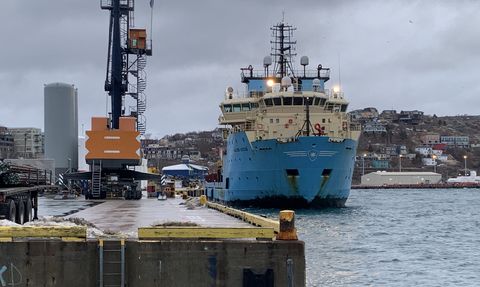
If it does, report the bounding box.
[1,0,479,138]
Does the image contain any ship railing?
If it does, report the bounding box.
[233,85,328,98]
[240,69,330,79]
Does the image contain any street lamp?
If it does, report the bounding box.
[399,154,403,172]
[362,153,367,176]
[463,155,468,176]
[432,154,437,173]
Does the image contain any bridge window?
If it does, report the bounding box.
[314,98,320,105]
[242,103,251,111]
[233,104,241,112]
[223,104,232,112]
[251,103,259,109]
[319,99,326,106]
[293,97,303,105]
[283,97,292,105]
[305,98,313,105]
[264,98,273,107]
[273,97,281,106]
[341,104,348,112]
[325,103,334,111]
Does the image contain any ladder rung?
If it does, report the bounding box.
[104,273,122,276]
[104,261,122,264]
[104,249,122,252]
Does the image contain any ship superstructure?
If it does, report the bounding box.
[206,21,361,207]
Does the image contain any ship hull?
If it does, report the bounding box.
[206,132,357,208]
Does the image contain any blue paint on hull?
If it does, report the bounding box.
[206,132,358,208]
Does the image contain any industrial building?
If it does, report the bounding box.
[0,126,15,159]
[162,157,208,180]
[44,82,79,174]
[9,127,44,158]
[361,171,441,186]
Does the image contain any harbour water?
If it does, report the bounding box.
[248,188,480,286]
[36,188,479,286]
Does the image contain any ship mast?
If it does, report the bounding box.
[270,22,296,78]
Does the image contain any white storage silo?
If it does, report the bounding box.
[44,83,78,174]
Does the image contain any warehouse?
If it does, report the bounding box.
[361,171,441,186]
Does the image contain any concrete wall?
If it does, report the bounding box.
[0,240,305,287]
[0,241,99,287]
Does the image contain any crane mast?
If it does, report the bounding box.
[81,0,154,200]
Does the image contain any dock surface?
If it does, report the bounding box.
[68,197,251,234]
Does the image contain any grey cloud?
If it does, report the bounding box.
[1,0,480,137]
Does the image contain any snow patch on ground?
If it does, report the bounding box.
[0,217,137,238]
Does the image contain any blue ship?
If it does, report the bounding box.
[206,21,360,208]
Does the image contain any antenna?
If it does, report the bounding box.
[338,52,342,89]
[150,0,154,48]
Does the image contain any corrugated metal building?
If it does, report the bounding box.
[361,171,441,186]
[162,163,208,179]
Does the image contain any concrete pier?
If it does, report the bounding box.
[0,239,304,286]
[0,197,306,286]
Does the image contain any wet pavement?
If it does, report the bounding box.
[66,197,251,234]
[38,196,100,217]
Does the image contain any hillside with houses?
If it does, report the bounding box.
[138,108,480,184]
[351,107,480,184]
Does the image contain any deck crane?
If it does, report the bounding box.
[67,0,158,199]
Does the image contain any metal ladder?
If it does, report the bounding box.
[99,239,125,287]
[91,160,102,198]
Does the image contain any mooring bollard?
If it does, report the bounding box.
[276,210,298,240]
[200,195,207,205]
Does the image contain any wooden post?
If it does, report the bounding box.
[276,210,298,240]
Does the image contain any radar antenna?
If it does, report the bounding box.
[270,21,297,78]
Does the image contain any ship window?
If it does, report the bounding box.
[293,97,304,105]
[233,104,241,112]
[276,119,279,123]
[242,103,251,111]
[341,104,348,112]
[273,97,281,106]
[251,103,259,109]
[314,98,320,105]
[322,118,326,123]
[325,103,334,111]
[224,104,232,112]
[270,119,273,123]
[305,98,313,105]
[283,97,292,105]
[225,178,229,189]
[265,98,273,106]
[286,169,299,176]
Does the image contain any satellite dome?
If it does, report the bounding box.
[263,56,272,66]
[281,76,292,87]
[226,86,234,93]
[300,56,309,66]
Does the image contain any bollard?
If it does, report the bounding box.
[276,210,298,240]
[182,192,188,200]
[200,195,207,205]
